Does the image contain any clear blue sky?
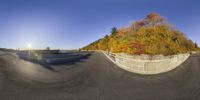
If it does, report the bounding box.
[0,0,199,49]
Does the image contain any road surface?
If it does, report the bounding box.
[0,51,200,100]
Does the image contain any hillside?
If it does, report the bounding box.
[82,12,199,55]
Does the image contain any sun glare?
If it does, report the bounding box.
[27,44,32,49]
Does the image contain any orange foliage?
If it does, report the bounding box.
[82,12,199,55]
[117,27,129,37]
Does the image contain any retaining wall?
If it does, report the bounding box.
[105,52,190,74]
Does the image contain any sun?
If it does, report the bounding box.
[27,44,32,49]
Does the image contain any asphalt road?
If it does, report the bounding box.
[0,51,200,100]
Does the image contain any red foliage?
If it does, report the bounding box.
[134,49,144,55]
[146,12,160,19]
[131,40,145,55]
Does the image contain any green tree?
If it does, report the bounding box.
[111,27,117,35]
[46,46,50,51]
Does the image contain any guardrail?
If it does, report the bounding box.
[17,51,91,64]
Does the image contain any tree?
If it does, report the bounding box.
[144,12,166,26]
[131,20,145,31]
[111,27,117,35]
[46,46,50,51]
[82,12,198,55]
[195,42,199,49]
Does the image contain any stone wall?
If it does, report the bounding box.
[104,52,190,74]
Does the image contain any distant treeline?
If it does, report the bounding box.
[82,12,199,55]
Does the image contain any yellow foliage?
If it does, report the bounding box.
[82,12,199,55]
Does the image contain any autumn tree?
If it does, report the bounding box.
[82,12,199,55]
[144,12,166,26]
[195,43,199,49]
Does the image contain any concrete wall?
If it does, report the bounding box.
[104,52,190,74]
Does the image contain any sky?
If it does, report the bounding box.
[0,0,199,49]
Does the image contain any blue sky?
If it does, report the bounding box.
[0,0,199,49]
